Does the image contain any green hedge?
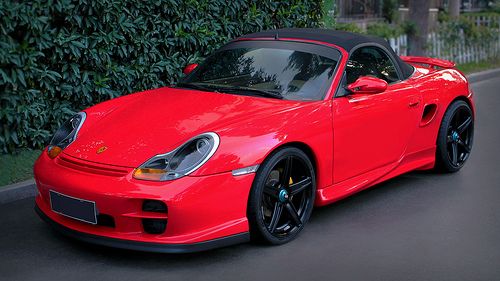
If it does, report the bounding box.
[0,0,323,153]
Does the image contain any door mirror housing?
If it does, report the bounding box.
[346,76,388,95]
[183,63,198,75]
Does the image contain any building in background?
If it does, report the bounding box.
[460,0,490,11]
[335,0,384,29]
[398,0,490,14]
[333,0,491,30]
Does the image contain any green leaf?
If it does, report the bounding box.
[16,69,27,87]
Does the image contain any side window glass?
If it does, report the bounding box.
[345,47,399,84]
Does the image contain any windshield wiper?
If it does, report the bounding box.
[217,86,283,99]
[176,82,219,92]
[176,83,283,99]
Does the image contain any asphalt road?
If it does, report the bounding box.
[1,77,500,281]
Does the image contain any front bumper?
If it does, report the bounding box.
[35,205,249,253]
[34,150,254,251]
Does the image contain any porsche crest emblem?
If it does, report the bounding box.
[96,146,108,154]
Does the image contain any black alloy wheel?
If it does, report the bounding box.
[248,147,316,245]
[436,100,474,172]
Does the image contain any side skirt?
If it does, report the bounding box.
[315,147,435,206]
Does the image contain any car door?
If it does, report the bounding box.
[332,46,422,183]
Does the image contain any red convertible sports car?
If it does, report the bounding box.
[34,29,475,253]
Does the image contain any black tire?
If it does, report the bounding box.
[247,147,316,245]
[435,100,474,173]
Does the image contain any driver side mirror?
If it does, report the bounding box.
[183,63,198,75]
[346,76,388,95]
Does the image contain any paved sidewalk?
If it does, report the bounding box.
[0,179,36,204]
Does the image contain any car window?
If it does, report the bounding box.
[181,44,340,101]
[345,46,399,84]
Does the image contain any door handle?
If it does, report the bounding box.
[408,99,420,107]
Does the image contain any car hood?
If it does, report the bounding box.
[63,87,304,167]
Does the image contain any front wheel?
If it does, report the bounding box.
[436,100,474,172]
[247,147,316,245]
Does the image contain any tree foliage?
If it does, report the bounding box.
[0,0,323,153]
[382,0,398,23]
[437,16,499,53]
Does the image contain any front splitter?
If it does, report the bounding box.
[35,204,250,253]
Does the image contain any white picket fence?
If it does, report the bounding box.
[426,31,500,64]
[463,15,499,28]
[388,16,500,64]
[388,34,408,56]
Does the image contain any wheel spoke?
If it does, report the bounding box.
[263,185,279,199]
[451,142,458,165]
[260,152,315,238]
[457,139,471,153]
[281,156,293,189]
[457,116,472,134]
[285,202,302,227]
[289,177,312,196]
[447,135,453,143]
[268,202,283,233]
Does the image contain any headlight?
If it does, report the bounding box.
[47,112,86,158]
[133,132,220,181]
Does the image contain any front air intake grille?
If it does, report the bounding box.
[57,154,130,177]
[97,214,115,228]
[142,219,167,234]
[142,200,168,213]
[141,200,168,234]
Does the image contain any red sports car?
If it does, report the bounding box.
[34,29,475,253]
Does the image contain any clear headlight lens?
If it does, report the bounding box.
[47,112,86,158]
[133,132,220,181]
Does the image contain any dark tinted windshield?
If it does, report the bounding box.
[180,41,341,101]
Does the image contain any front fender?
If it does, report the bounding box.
[191,100,334,189]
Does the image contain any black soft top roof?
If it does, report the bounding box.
[237,28,414,79]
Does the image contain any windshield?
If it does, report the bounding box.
[180,41,341,101]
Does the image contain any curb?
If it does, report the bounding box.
[0,179,36,204]
[1,67,499,205]
[466,67,500,83]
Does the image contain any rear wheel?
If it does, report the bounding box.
[436,100,474,172]
[247,147,316,245]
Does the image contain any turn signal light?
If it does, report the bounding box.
[47,146,63,159]
[133,168,166,181]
